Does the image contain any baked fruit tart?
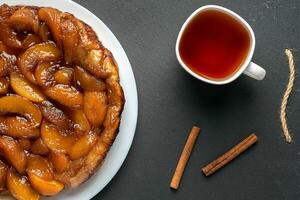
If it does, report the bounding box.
[0,3,124,199]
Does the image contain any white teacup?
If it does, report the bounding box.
[176,5,266,85]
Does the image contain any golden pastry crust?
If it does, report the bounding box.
[0,3,124,198]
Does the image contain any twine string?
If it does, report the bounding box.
[280,49,295,143]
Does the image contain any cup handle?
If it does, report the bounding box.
[243,62,266,80]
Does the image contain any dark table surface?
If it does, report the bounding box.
[73,0,300,199]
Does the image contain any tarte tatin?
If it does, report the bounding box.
[0,4,124,199]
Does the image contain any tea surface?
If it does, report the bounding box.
[179,9,251,80]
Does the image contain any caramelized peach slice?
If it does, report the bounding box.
[0,40,18,55]
[0,95,42,127]
[22,34,42,49]
[34,62,56,87]
[18,139,31,151]
[60,15,79,64]
[6,169,40,200]
[0,52,16,77]
[9,8,39,33]
[68,130,98,160]
[38,8,62,49]
[28,172,64,196]
[48,151,70,173]
[38,22,50,42]
[39,101,69,129]
[30,138,49,155]
[0,20,22,49]
[26,156,63,196]
[76,48,109,78]
[54,67,73,85]
[36,62,73,86]
[41,120,75,153]
[10,72,46,103]
[83,91,108,127]
[18,42,61,83]
[0,116,40,139]
[0,95,41,138]
[74,66,106,91]
[0,136,26,173]
[0,160,7,191]
[65,108,90,134]
[0,77,9,95]
[26,154,53,181]
[0,5,22,48]
[54,157,85,185]
[45,84,83,108]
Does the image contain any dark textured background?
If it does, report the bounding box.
[72,0,300,199]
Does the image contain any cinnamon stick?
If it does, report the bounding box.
[170,126,201,190]
[202,133,257,176]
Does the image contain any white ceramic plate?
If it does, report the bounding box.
[0,0,138,199]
